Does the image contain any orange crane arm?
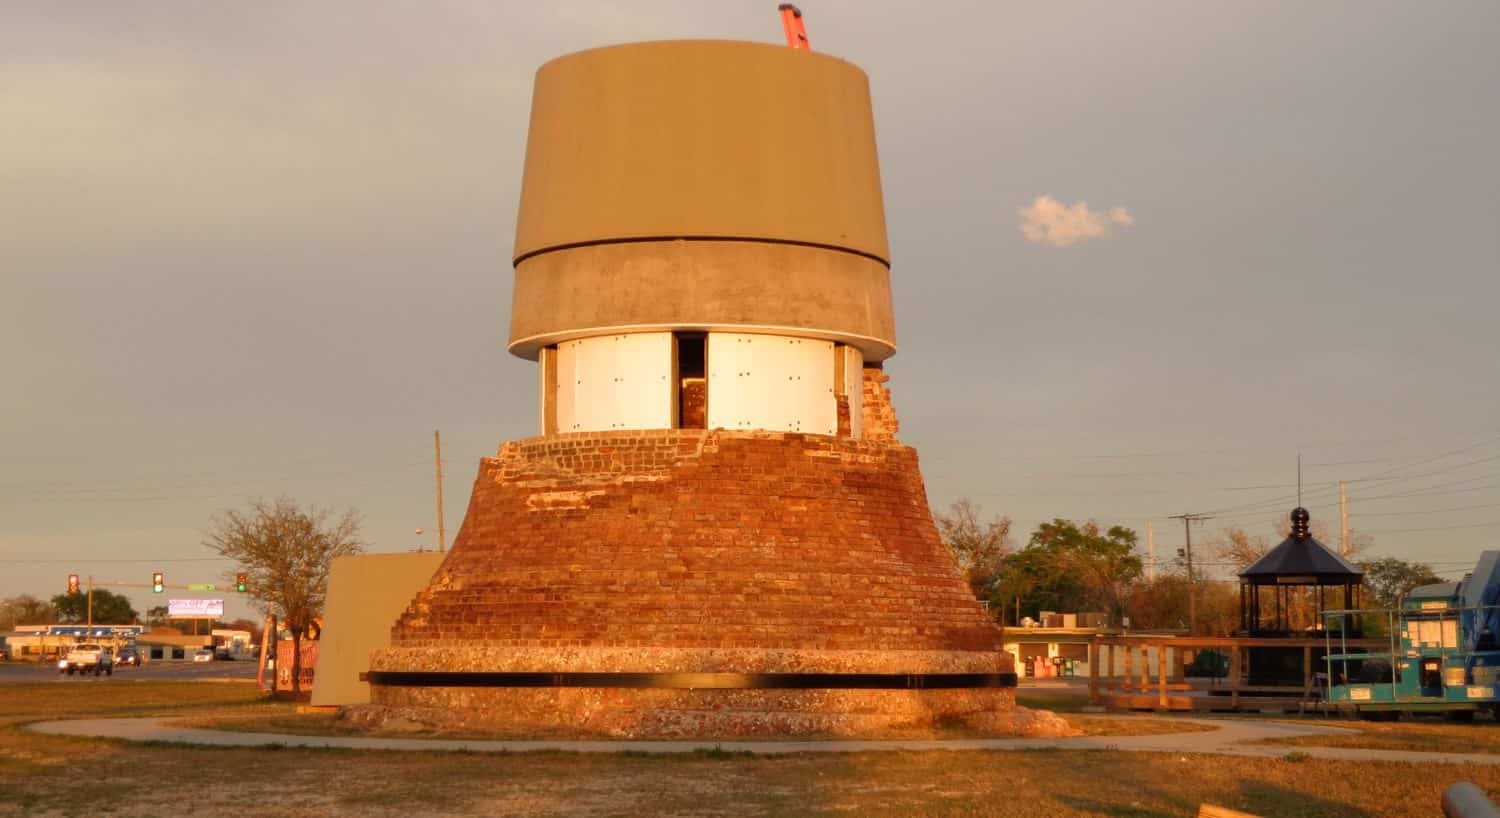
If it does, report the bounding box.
[778,4,810,50]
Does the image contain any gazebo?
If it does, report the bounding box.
[1240,507,1364,637]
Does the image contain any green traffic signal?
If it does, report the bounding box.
[235,573,248,593]
[152,571,164,593]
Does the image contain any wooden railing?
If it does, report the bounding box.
[1089,634,1388,711]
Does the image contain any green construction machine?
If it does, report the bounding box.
[1325,551,1500,718]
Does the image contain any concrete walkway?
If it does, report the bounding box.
[23,716,1500,766]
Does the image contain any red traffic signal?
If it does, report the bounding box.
[67,574,80,595]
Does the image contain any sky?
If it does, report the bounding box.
[3,1,1498,622]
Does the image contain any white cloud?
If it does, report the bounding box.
[1019,195,1134,248]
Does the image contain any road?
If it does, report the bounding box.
[0,659,258,684]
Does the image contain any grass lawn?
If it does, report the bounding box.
[1016,688,1093,713]
[2,681,1498,817]
[1257,712,1500,755]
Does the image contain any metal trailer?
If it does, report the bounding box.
[1324,551,1500,719]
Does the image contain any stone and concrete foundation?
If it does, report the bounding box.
[354,429,1016,737]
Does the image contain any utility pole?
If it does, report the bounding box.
[1147,522,1155,582]
[434,429,446,553]
[86,575,93,629]
[1170,513,1212,633]
[1339,480,1349,557]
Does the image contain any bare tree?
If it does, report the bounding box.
[0,594,55,630]
[934,499,1012,600]
[1215,527,1270,573]
[203,497,363,695]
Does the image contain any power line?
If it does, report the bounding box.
[1210,492,1500,529]
[1203,470,1496,523]
[3,462,430,500]
[1353,501,1500,518]
[0,556,227,564]
[1361,520,1500,535]
[0,455,433,490]
[3,473,425,505]
[1199,435,1500,518]
[1358,476,1498,502]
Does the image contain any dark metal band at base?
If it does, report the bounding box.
[365,671,1018,690]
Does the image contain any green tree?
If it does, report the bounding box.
[204,497,363,695]
[994,519,1142,624]
[49,589,138,624]
[1124,576,1240,636]
[145,605,170,627]
[1360,557,1444,610]
[934,499,1012,601]
[0,594,56,629]
[993,544,1080,623]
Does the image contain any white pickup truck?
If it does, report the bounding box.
[58,643,114,676]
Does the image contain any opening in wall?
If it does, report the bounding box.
[676,333,706,429]
[539,345,558,436]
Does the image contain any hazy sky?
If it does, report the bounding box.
[3,1,1498,621]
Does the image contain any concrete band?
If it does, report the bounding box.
[507,239,896,361]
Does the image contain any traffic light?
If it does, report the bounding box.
[152,571,164,593]
[67,574,80,595]
[235,573,248,593]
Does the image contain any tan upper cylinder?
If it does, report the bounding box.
[509,40,896,361]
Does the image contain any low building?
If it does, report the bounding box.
[1,625,144,662]
[1003,613,1184,679]
[211,629,254,659]
[138,631,212,661]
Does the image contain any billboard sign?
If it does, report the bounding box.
[168,598,225,619]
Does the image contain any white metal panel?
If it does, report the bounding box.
[555,339,578,431]
[555,333,673,432]
[706,332,836,435]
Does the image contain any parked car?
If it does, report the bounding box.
[59,644,113,676]
[115,647,141,667]
[192,649,214,663]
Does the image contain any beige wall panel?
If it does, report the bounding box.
[310,552,445,707]
[509,240,895,361]
[514,40,889,264]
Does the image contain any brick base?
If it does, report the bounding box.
[362,429,1014,737]
[348,687,1015,739]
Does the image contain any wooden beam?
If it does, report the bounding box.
[1089,639,1100,703]
[1158,643,1169,709]
[1230,646,1242,709]
[1199,805,1263,818]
